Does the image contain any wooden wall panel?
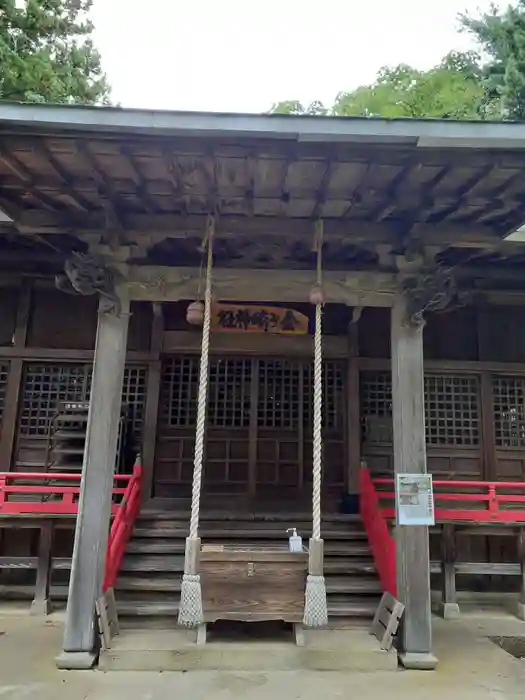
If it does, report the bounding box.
[27,289,98,349]
[0,287,19,346]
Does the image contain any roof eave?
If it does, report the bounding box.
[1,102,525,148]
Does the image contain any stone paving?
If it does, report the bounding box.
[0,606,524,700]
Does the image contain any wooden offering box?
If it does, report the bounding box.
[200,544,307,624]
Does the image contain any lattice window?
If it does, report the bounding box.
[122,366,148,445]
[303,361,345,432]
[0,362,9,426]
[160,356,199,428]
[258,359,301,430]
[493,376,525,448]
[360,371,480,447]
[19,363,148,439]
[360,371,393,444]
[424,374,480,446]
[208,358,251,428]
[19,364,92,436]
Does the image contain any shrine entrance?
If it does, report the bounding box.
[153,354,347,507]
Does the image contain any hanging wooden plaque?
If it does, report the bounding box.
[212,303,308,335]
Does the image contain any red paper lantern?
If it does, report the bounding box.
[186,300,204,326]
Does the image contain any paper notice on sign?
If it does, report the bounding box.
[395,474,435,526]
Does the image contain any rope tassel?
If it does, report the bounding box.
[304,222,328,628]
[178,216,214,628]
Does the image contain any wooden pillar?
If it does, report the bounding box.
[56,294,130,670]
[0,279,31,470]
[346,307,362,494]
[391,294,437,670]
[438,523,459,619]
[141,303,163,504]
[31,521,54,615]
[516,527,525,621]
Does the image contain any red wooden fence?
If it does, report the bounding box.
[373,478,525,523]
[0,472,130,515]
[0,460,144,592]
[359,468,525,597]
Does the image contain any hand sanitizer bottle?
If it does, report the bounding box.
[286,528,303,553]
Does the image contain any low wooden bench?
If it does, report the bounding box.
[0,518,74,615]
[432,523,525,620]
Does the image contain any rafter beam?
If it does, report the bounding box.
[74,141,126,232]
[14,209,510,248]
[0,149,60,212]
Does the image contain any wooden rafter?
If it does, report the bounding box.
[119,145,159,214]
[310,159,337,220]
[33,140,91,213]
[374,164,419,223]
[74,141,126,232]
[0,148,60,212]
[342,163,372,218]
[427,165,495,224]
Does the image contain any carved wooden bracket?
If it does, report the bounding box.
[55,252,123,315]
[400,265,470,327]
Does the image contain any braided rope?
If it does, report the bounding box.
[312,301,323,541]
[189,224,213,540]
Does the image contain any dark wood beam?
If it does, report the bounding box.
[15,209,506,248]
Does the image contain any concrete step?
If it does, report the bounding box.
[99,628,397,672]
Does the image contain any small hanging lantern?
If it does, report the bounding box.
[309,283,326,306]
[186,300,204,326]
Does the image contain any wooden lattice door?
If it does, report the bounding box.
[155,355,346,501]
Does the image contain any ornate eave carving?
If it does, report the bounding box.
[400,265,470,327]
[55,252,123,315]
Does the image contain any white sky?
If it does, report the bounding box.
[91,0,496,113]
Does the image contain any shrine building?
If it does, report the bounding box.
[0,104,524,669]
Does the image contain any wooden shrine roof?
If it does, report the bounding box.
[1,103,525,277]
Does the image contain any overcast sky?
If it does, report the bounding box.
[91,0,495,114]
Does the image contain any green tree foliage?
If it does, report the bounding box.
[460,1,525,120]
[0,0,110,104]
[270,51,487,119]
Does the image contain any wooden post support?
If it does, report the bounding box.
[30,521,54,615]
[346,307,362,495]
[141,302,163,505]
[391,295,437,670]
[56,294,130,670]
[0,279,32,471]
[516,527,525,621]
[438,523,459,619]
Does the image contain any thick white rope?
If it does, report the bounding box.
[189,224,213,540]
[312,301,323,541]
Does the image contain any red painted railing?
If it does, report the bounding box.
[0,472,130,515]
[103,460,142,591]
[373,478,525,523]
[359,466,397,596]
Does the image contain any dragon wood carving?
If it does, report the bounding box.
[401,265,469,327]
[55,252,122,315]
